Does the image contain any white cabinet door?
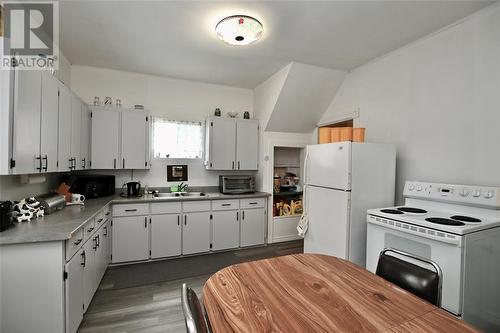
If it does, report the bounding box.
[12,70,41,174]
[121,111,148,169]
[240,208,266,247]
[91,110,120,169]
[70,95,81,170]
[151,214,182,258]
[82,238,96,312]
[182,212,211,255]
[236,120,259,170]
[95,225,107,284]
[80,104,91,169]
[207,117,236,170]
[65,249,84,333]
[58,84,72,171]
[40,72,59,172]
[212,210,240,250]
[111,216,149,263]
[103,220,111,265]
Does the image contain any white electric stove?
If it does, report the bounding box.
[366,181,500,333]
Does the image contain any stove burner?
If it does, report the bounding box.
[450,215,482,223]
[397,207,428,214]
[425,217,465,226]
[380,209,404,214]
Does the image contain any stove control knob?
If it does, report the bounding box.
[416,185,423,191]
[472,189,481,198]
[484,191,494,199]
[408,184,415,191]
[459,188,470,197]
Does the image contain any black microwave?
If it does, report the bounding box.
[60,174,115,199]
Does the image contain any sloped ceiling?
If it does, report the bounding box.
[258,62,347,133]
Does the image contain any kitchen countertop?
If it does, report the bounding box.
[0,192,271,246]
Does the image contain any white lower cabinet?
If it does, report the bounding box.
[240,208,266,247]
[112,215,150,263]
[65,249,84,333]
[212,210,240,251]
[82,234,97,311]
[182,212,211,255]
[151,214,182,258]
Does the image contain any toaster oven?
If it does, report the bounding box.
[219,175,256,194]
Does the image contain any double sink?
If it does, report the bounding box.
[153,192,208,199]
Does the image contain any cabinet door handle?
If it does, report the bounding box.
[81,251,86,267]
[249,202,258,205]
[87,227,94,233]
[242,211,245,220]
[82,158,86,169]
[236,212,239,221]
[97,234,100,248]
[93,236,98,250]
[238,161,240,170]
[184,215,187,226]
[113,158,117,169]
[36,155,42,172]
[103,226,108,236]
[123,158,125,169]
[221,203,231,207]
[144,217,147,228]
[232,161,235,170]
[105,212,111,216]
[177,215,180,226]
[125,209,137,212]
[42,155,48,171]
[97,218,103,223]
[74,239,82,246]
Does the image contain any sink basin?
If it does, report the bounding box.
[180,192,207,197]
[154,193,181,198]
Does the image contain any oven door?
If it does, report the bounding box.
[366,220,464,316]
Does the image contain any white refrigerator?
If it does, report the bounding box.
[304,142,396,267]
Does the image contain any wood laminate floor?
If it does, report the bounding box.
[78,241,303,333]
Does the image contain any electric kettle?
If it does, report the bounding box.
[126,182,141,197]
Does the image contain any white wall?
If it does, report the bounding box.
[71,65,254,188]
[0,174,59,201]
[320,4,500,203]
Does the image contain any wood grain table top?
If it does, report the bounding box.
[203,254,480,333]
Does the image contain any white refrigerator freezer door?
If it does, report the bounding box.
[304,186,350,258]
[306,142,351,190]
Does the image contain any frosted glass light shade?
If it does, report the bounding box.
[215,15,263,46]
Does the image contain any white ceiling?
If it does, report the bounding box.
[60,1,493,88]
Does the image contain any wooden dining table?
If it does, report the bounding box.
[203,253,480,333]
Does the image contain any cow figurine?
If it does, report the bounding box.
[12,197,44,222]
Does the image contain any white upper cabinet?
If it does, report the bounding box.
[91,110,120,169]
[90,107,149,170]
[11,70,42,174]
[70,95,82,170]
[57,84,72,171]
[205,117,259,171]
[40,72,59,173]
[121,111,149,169]
[236,119,259,170]
[80,104,91,169]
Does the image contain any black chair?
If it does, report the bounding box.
[376,248,442,306]
[181,283,210,333]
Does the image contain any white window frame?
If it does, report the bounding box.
[152,118,205,159]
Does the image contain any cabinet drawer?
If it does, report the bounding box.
[151,202,182,215]
[66,228,84,261]
[94,210,106,227]
[82,218,96,243]
[113,203,149,217]
[103,205,112,220]
[212,199,240,211]
[182,201,211,213]
[240,198,266,209]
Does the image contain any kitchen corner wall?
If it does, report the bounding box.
[319,4,500,204]
[70,65,254,188]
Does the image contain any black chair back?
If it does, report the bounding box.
[181,283,210,333]
[376,248,442,306]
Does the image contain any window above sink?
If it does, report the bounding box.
[153,118,204,159]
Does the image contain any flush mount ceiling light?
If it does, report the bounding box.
[215,15,263,46]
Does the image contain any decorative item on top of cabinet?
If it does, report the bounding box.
[244,111,250,119]
[205,116,259,170]
[214,108,221,116]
